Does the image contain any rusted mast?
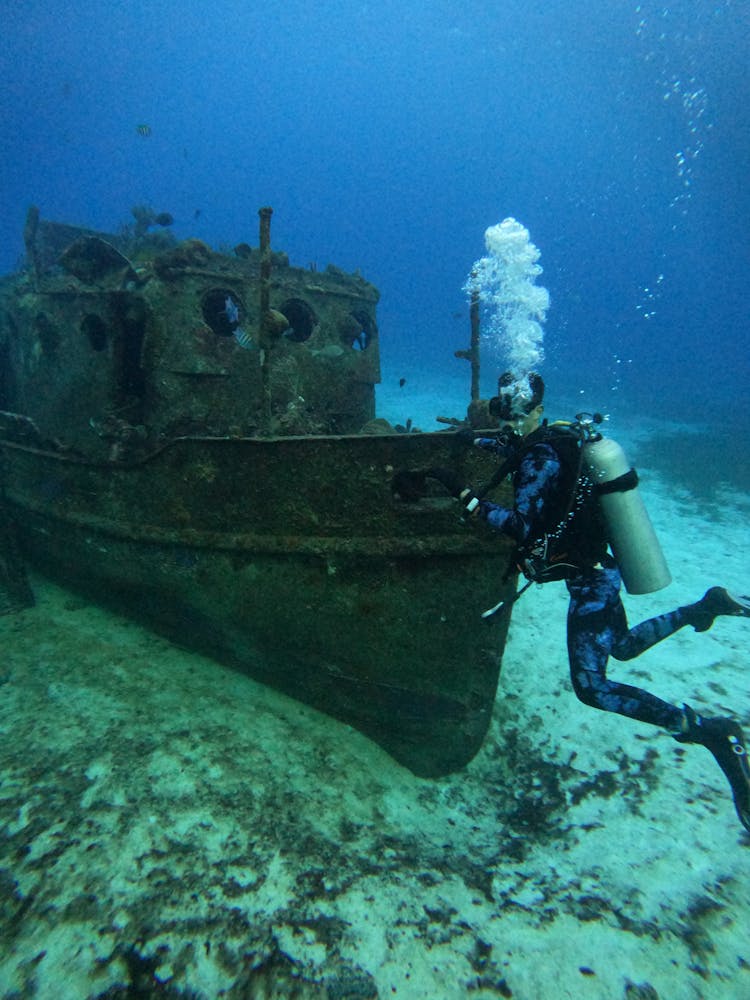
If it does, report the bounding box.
[258,206,273,430]
[23,205,41,289]
[454,284,481,401]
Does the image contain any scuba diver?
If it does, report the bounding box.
[418,371,750,833]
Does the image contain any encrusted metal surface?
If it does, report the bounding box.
[0,213,517,773]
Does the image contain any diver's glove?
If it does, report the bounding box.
[458,487,481,515]
[426,468,481,515]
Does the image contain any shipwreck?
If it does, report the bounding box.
[0,206,517,777]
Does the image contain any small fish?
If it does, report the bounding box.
[136,123,152,137]
[223,296,240,326]
[399,377,407,388]
[234,328,253,349]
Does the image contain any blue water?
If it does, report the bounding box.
[2,7,750,995]
[1,0,747,420]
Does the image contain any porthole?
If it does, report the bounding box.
[202,288,244,337]
[278,298,316,342]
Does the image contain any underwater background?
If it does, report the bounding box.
[2,2,750,998]
[1,1,748,430]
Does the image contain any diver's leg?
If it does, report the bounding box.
[607,589,750,661]
[566,564,684,730]
[567,565,750,831]
[609,606,686,661]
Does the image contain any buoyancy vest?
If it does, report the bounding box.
[485,423,609,583]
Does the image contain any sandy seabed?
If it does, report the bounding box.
[1,376,749,1000]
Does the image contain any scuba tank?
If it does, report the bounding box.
[582,435,671,595]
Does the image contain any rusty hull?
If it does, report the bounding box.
[0,212,517,775]
[0,431,516,776]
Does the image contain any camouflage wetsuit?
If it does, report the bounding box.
[476,438,687,733]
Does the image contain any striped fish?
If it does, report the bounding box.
[233,327,254,349]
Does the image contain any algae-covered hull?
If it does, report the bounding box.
[0,430,515,776]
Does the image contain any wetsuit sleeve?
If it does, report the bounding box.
[478,443,562,544]
[474,436,516,458]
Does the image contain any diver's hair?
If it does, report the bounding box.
[492,370,545,420]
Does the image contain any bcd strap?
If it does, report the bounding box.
[596,467,639,495]
[477,422,581,500]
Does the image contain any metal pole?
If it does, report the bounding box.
[258,206,272,317]
[468,288,480,401]
[454,282,481,403]
[258,206,273,431]
[23,205,41,290]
